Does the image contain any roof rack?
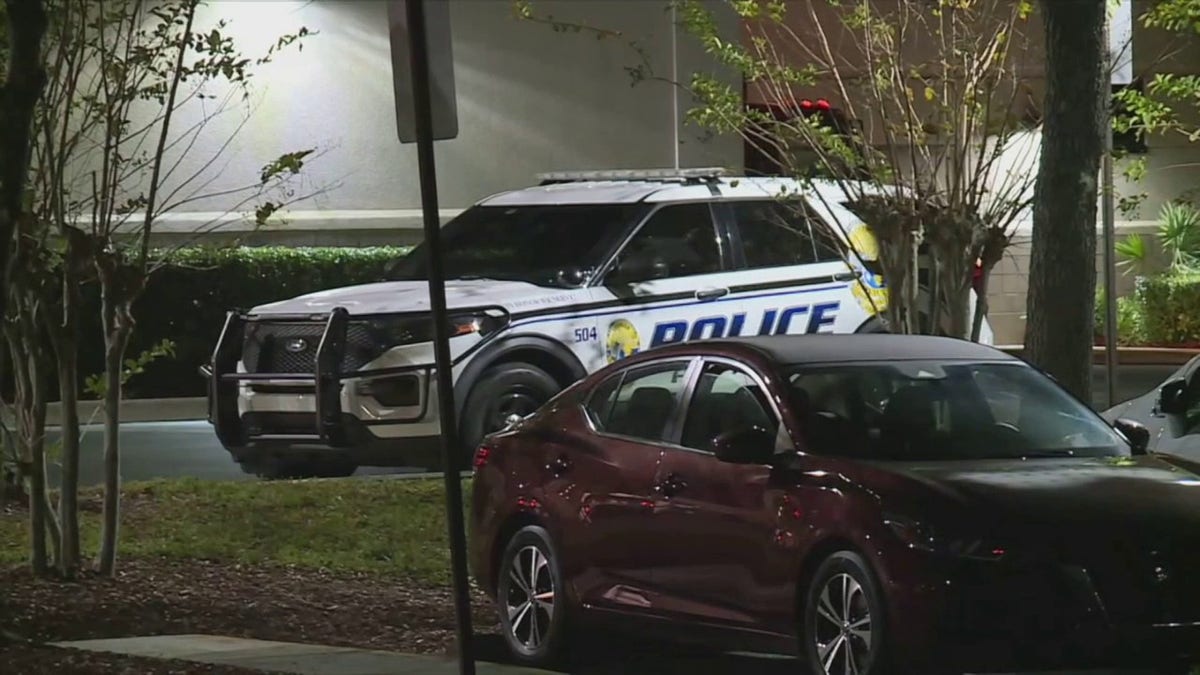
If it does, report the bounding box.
[535,167,729,186]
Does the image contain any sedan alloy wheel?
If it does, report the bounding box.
[506,544,555,649]
[497,525,568,666]
[803,551,885,675]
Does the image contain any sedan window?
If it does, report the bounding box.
[583,373,622,432]
[788,361,1128,461]
[681,363,780,452]
[1185,372,1200,436]
[595,361,691,443]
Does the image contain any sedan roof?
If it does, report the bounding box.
[676,334,1019,365]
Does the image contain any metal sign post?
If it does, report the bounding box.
[1102,0,1132,408]
[391,1,475,673]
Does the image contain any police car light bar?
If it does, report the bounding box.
[536,167,729,184]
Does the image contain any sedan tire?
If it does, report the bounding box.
[496,525,570,668]
[801,551,889,675]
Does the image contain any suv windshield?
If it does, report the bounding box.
[788,360,1128,461]
[390,204,641,287]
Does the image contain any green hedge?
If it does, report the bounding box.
[1136,270,1200,347]
[70,246,411,400]
[1093,289,1147,346]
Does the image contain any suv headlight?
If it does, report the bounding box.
[366,311,507,350]
[883,514,1006,561]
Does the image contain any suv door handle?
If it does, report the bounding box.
[695,287,729,301]
[833,270,862,282]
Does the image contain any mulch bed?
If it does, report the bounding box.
[0,557,501,674]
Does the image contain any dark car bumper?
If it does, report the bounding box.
[887,552,1200,671]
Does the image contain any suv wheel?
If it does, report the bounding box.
[497,525,570,667]
[460,361,561,453]
[801,551,888,675]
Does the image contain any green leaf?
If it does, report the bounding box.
[1115,233,1147,275]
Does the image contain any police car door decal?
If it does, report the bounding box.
[634,199,869,350]
[595,203,730,364]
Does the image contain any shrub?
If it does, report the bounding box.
[1136,270,1200,347]
[1093,289,1147,346]
[34,246,411,401]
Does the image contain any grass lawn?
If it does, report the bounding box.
[0,477,465,584]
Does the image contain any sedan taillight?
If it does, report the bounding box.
[473,445,492,470]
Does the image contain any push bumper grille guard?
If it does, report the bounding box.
[200,305,511,449]
[200,307,357,449]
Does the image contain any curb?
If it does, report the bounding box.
[2,397,208,427]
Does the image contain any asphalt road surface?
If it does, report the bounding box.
[44,363,1178,488]
[45,421,431,488]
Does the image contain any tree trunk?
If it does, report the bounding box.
[971,269,992,343]
[7,304,49,574]
[927,254,942,336]
[0,0,49,318]
[54,330,81,577]
[96,294,132,576]
[906,237,920,333]
[49,261,83,577]
[23,393,48,574]
[27,304,58,572]
[1024,0,1106,401]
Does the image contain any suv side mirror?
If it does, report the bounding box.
[555,266,590,287]
[1113,417,1151,456]
[610,255,668,285]
[711,426,774,464]
[1159,378,1189,416]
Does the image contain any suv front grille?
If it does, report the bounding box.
[242,320,384,374]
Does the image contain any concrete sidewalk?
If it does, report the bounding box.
[54,635,553,675]
[53,634,1164,674]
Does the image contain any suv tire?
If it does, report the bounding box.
[459,361,561,458]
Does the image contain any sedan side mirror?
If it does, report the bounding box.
[711,426,774,465]
[1158,378,1189,416]
[1113,417,1151,456]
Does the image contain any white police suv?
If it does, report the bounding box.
[205,168,993,478]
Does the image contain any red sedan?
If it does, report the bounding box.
[469,334,1200,674]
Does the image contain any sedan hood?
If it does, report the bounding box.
[879,454,1200,537]
[249,279,572,316]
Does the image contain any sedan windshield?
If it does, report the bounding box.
[788,360,1129,461]
[389,204,640,287]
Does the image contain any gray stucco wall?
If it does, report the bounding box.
[147,0,741,247]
